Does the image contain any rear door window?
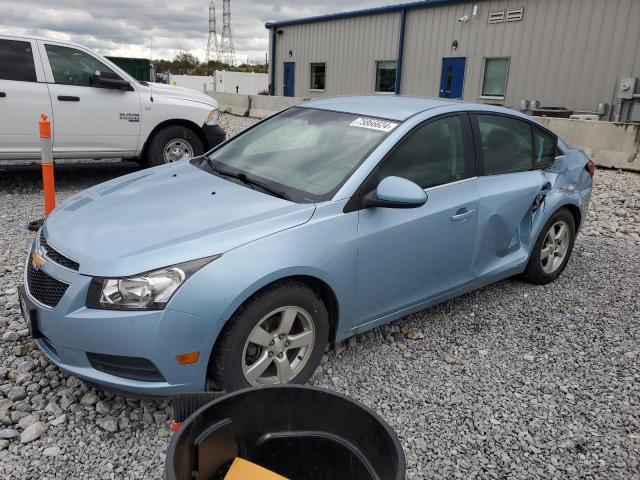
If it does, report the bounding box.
[0,39,37,82]
[475,114,533,175]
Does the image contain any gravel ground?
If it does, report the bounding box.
[0,114,638,479]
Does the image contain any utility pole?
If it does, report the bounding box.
[219,0,237,66]
[205,0,220,70]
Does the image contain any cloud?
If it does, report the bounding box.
[0,0,391,63]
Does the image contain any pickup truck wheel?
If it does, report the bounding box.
[145,125,204,166]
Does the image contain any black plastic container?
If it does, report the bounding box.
[166,385,406,480]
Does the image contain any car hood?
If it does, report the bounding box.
[141,82,217,107]
[44,161,315,277]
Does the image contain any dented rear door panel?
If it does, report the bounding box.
[471,170,554,279]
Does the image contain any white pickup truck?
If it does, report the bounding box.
[0,34,225,166]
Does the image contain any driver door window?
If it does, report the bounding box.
[376,115,467,189]
[45,44,117,87]
[42,42,140,155]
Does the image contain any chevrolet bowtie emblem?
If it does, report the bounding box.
[31,250,45,271]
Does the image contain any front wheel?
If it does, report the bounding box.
[522,207,576,285]
[144,125,204,167]
[210,281,329,392]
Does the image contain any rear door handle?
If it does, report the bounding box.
[0,92,6,98]
[451,208,475,222]
[58,95,80,102]
[532,182,552,212]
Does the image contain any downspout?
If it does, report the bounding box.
[395,9,407,95]
[270,28,277,96]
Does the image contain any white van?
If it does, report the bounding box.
[0,34,225,165]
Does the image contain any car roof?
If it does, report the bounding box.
[299,95,460,121]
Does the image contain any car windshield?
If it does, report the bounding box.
[204,107,396,202]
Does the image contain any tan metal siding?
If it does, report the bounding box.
[401,0,640,111]
[273,12,400,97]
[270,0,640,112]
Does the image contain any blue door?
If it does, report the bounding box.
[439,57,466,99]
[283,62,295,97]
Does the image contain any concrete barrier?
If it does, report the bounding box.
[208,92,250,116]
[249,95,307,119]
[535,117,640,172]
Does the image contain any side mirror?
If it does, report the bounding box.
[363,176,428,209]
[91,71,133,91]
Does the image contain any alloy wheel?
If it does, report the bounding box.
[163,139,194,163]
[241,306,315,386]
[540,220,570,274]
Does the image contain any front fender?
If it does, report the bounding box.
[167,200,359,339]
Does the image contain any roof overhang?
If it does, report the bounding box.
[265,0,473,29]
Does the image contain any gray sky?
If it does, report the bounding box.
[0,0,393,64]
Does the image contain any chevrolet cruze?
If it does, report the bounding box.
[19,96,594,395]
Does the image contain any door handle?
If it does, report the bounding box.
[451,208,475,222]
[539,182,552,194]
[0,92,6,98]
[58,95,80,102]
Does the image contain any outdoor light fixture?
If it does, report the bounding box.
[451,40,459,50]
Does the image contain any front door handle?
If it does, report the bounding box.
[451,208,475,222]
[58,95,80,102]
[0,92,6,98]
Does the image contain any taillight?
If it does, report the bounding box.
[586,159,595,177]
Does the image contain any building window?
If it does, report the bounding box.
[481,58,509,98]
[310,63,325,90]
[375,60,396,93]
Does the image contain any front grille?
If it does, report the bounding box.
[40,231,79,271]
[26,262,69,308]
[86,352,166,382]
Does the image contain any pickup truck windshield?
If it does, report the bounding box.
[204,107,395,202]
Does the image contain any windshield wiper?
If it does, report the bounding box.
[205,157,290,201]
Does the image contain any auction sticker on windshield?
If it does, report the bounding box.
[349,117,398,132]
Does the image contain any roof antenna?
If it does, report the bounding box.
[149,38,154,103]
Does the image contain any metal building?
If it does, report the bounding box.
[266,0,640,121]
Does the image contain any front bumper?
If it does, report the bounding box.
[202,123,226,149]
[21,238,221,396]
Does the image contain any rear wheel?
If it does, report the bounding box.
[144,125,204,167]
[210,281,329,392]
[523,208,576,284]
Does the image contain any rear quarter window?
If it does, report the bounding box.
[533,127,558,168]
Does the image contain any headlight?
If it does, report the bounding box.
[205,109,220,125]
[86,256,220,310]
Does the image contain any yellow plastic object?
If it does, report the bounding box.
[224,457,289,480]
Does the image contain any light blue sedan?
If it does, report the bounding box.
[19,96,594,395]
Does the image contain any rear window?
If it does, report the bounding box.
[0,39,37,82]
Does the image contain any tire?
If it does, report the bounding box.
[522,207,576,285]
[210,281,330,392]
[144,125,204,167]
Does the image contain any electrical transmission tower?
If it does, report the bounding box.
[205,0,220,65]
[219,0,237,66]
